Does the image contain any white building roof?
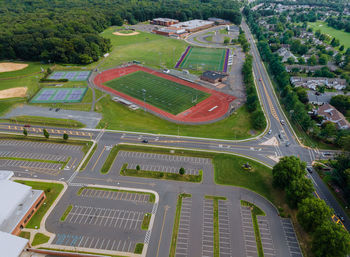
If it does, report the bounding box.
[0,231,28,257]
[0,170,14,180]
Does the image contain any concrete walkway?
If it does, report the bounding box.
[2,105,101,129]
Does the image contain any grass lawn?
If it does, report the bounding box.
[1,115,85,128]
[14,181,63,228]
[308,21,350,50]
[60,205,73,222]
[19,231,31,240]
[169,193,191,257]
[32,233,50,246]
[241,200,265,257]
[120,163,202,182]
[0,98,26,117]
[141,213,151,230]
[96,96,259,140]
[178,47,227,72]
[92,27,188,70]
[134,243,144,254]
[104,71,209,115]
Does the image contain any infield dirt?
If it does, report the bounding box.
[0,63,28,73]
[0,87,27,99]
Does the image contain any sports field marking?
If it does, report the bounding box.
[31,87,87,103]
[176,47,227,72]
[103,70,210,115]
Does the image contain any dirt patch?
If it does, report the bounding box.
[0,87,28,99]
[0,63,28,73]
[113,31,140,36]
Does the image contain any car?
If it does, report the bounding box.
[268,129,272,135]
[259,78,262,81]
[23,124,31,128]
[55,108,60,112]
[142,139,148,143]
[278,134,282,139]
[280,120,285,125]
[49,107,53,111]
[286,142,290,147]
[163,69,170,73]
[307,167,313,173]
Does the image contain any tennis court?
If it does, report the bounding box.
[175,47,229,72]
[49,71,91,81]
[31,88,88,103]
[104,71,210,115]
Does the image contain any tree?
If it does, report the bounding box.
[63,133,69,140]
[312,221,350,257]
[330,95,350,114]
[340,45,345,52]
[136,165,140,171]
[179,167,185,175]
[335,53,343,65]
[320,122,337,139]
[307,55,317,66]
[223,37,230,45]
[285,177,314,208]
[252,110,266,130]
[43,129,49,139]
[319,54,328,65]
[297,198,333,233]
[272,156,306,189]
[23,128,28,137]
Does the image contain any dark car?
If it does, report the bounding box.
[24,124,31,128]
[55,108,60,112]
[307,167,313,173]
[142,139,148,143]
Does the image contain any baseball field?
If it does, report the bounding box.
[104,70,210,115]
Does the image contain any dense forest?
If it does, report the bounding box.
[0,0,241,64]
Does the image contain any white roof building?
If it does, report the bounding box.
[0,231,28,257]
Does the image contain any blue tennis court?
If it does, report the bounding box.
[31,88,88,103]
[48,71,91,81]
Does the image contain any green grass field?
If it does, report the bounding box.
[178,47,226,71]
[308,21,350,50]
[104,71,209,115]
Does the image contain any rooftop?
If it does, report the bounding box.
[0,170,14,180]
[201,71,227,80]
[171,19,214,30]
[0,231,28,257]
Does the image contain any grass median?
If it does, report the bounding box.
[120,163,202,182]
[2,115,85,128]
[32,233,50,246]
[14,180,63,229]
[141,213,151,230]
[60,205,73,222]
[169,193,191,257]
[241,200,266,257]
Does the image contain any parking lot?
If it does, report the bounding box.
[80,188,151,204]
[281,219,303,257]
[48,187,154,254]
[202,198,214,257]
[116,151,211,175]
[0,159,62,174]
[257,216,276,257]
[53,233,138,253]
[0,140,82,151]
[0,151,67,161]
[240,205,258,257]
[64,205,144,230]
[218,200,233,257]
[175,197,192,257]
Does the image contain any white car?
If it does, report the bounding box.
[268,129,272,135]
[280,120,285,125]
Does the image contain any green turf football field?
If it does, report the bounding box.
[104,71,210,115]
[179,47,226,71]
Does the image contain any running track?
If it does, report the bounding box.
[93,65,235,123]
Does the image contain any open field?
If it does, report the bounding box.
[176,47,228,72]
[308,21,350,50]
[104,71,209,115]
[94,27,188,70]
[96,96,259,139]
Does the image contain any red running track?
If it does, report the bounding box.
[93,65,236,123]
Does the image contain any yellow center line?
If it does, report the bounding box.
[91,146,106,171]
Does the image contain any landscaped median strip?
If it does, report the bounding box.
[241,200,266,257]
[60,205,73,222]
[205,195,227,257]
[141,213,151,230]
[120,163,202,183]
[169,193,192,257]
[32,233,50,246]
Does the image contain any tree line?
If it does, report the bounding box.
[273,156,350,257]
[0,0,242,64]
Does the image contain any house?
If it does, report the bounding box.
[290,77,347,91]
[285,64,337,73]
[200,71,228,84]
[316,103,350,129]
[307,91,349,105]
[277,47,298,63]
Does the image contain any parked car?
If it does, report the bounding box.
[142,139,148,143]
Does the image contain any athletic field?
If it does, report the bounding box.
[104,71,210,115]
[31,88,87,103]
[175,47,229,72]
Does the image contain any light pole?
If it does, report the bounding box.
[142,89,146,112]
